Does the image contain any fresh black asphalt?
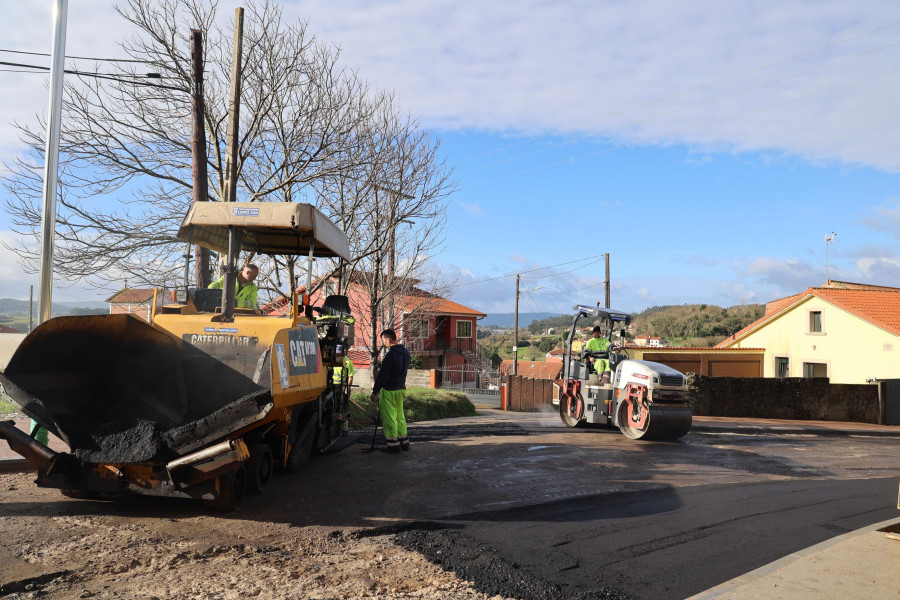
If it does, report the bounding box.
[395,477,899,600]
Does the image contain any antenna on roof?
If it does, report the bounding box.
[825,232,836,285]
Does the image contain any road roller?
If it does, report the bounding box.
[0,202,355,508]
[558,305,692,440]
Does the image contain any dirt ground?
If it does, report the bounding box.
[0,467,516,600]
[1,409,897,600]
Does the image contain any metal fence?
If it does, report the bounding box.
[438,366,501,398]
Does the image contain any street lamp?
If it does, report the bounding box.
[513,275,543,375]
[825,232,836,284]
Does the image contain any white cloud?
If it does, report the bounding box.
[4,1,899,171]
[457,201,484,216]
[296,0,900,171]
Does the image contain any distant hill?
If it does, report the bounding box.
[631,303,765,346]
[481,312,563,328]
[0,298,108,317]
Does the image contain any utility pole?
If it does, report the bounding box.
[513,274,520,375]
[222,7,244,205]
[604,253,610,308]
[219,7,244,315]
[375,185,414,329]
[190,28,210,288]
[37,0,68,325]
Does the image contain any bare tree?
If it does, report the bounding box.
[3,0,372,290]
[313,105,457,371]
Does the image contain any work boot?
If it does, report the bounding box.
[381,445,401,454]
[399,437,410,452]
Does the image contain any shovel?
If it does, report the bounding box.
[348,397,381,453]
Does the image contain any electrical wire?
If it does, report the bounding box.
[529,281,607,296]
[454,252,608,287]
[0,60,185,92]
[455,19,900,165]
[0,48,155,63]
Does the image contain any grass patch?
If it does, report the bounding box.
[0,398,17,414]
[348,387,476,429]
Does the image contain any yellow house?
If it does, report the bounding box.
[716,281,900,384]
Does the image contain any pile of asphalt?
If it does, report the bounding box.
[394,526,636,600]
[73,418,170,463]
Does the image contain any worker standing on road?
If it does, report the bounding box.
[208,263,259,309]
[585,326,610,379]
[370,329,411,454]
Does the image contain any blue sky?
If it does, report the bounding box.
[1,1,899,315]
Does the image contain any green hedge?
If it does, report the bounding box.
[348,387,476,429]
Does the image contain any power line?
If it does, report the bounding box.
[455,252,609,287]
[0,60,185,92]
[455,19,900,165]
[529,281,607,296]
[0,48,155,63]
[520,254,606,279]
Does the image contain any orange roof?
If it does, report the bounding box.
[106,288,156,304]
[718,282,900,346]
[499,360,563,379]
[401,295,486,318]
[0,323,22,334]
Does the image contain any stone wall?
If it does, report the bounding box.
[0,334,27,371]
[687,374,879,423]
[353,368,432,391]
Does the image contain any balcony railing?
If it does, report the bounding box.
[405,337,476,354]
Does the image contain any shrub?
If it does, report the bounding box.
[348,388,476,429]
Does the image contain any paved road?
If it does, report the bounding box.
[406,477,897,600]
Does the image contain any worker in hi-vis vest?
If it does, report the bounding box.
[333,356,354,388]
[585,325,610,375]
[208,264,259,309]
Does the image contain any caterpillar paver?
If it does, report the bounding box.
[0,202,354,508]
[559,305,692,440]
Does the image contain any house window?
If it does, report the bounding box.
[803,362,828,378]
[809,311,822,333]
[775,357,790,378]
[407,318,429,339]
[456,320,472,338]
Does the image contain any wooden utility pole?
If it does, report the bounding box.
[190,28,210,287]
[222,7,244,205]
[605,253,610,308]
[218,7,244,304]
[513,274,520,375]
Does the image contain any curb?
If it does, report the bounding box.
[687,517,900,600]
[690,424,900,438]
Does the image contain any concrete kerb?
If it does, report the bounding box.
[687,517,900,600]
[690,423,900,438]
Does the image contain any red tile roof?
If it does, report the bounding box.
[499,360,563,380]
[106,288,156,304]
[400,295,486,318]
[717,282,900,346]
[0,323,22,334]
